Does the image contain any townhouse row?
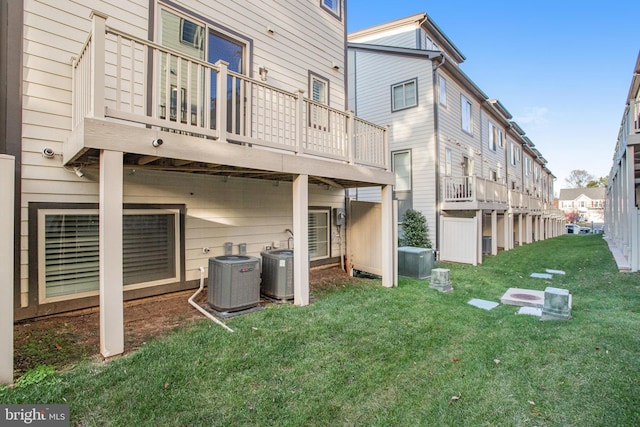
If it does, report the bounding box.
[346,13,563,265]
[0,1,561,380]
[605,51,640,272]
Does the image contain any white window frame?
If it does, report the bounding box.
[393,150,413,221]
[309,209,331,261]
[37,208,181,304]
[461,95,472,133]
[309,72,330,130]
[439,76,447,107]
[488,121,503,152]
[445,148,452,177]
[310,73,329,105]
[488,122,497,151]
[320,0,342,20]
[392,78,418,112]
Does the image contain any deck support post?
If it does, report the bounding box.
[99,150,124,357]
[293,174,309,306]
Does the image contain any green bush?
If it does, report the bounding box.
[400,209,431,248]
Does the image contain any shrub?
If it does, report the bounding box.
[400,209,431,248]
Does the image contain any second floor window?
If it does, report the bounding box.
[392,79,418,112]
[488,122,503,151]
[461,95,472,133]
[439,76,447,106]
[309,73,329,129]
[321,0,341,19]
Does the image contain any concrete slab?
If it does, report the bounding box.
[500,288,545,308]
[530,273,553,279]
[468,298,499,310]
[545,269,566,275]
[517,306,542,316]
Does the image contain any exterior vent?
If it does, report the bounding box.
[261,249,294,300]
[398,246,434,279]
[207,255,260,313]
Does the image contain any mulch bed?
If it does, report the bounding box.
[13,266,368,375]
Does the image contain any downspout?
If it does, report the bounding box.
[189,267,234,333]
[433,53,445,258]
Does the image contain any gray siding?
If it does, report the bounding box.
[350,48,437,244]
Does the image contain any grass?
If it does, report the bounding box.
[2,235,640,426]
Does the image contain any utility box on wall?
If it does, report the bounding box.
[333,208,346,226]
[398,246,434,279]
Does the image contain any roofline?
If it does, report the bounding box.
[347,42,442,60]
[348,12,466,64]
[487,99,513,120]
[420,13,466,63]
[348,12,426,40]
[441,59,488,101]
[626,49,640,102]
[509,121,526,136]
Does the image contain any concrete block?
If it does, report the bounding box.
[540,286,572,321]
[429,268,453,293]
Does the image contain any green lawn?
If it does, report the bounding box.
[2,235,639,426]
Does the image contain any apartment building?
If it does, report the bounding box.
[605,51,640,271]
[347,12,563,265]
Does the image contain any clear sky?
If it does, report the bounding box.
[346,1,638,194]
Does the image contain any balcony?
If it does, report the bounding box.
[442,176,508,210]
[66,13,390,188]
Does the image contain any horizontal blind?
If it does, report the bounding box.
[123,214,176,284]
[43,212,177,299]
[308,211,329,260]
[44,214,100,298]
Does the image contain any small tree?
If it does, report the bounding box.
[565,169,595,188]
[400,209,432,248]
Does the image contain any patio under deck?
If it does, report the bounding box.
[66,12,396,359]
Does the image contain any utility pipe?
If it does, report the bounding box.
[189,267,234,333]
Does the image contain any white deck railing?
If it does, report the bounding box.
[71,13,387,169]
[443,176,508,204]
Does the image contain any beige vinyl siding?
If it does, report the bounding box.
[168,0,346,108]
[24,168,345,305]
[19,0,350,307]
[350,48,436,243]
[350,186,382,203]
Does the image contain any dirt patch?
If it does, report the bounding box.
[13,266,368,375]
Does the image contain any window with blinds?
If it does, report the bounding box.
[321,0,341,19]
[309,73,330,130]
[39,210,179,302]
[309,210,330,261]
